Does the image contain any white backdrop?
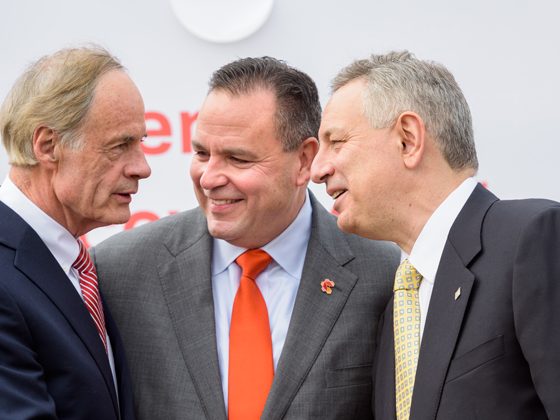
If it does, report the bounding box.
[1,0,559,246]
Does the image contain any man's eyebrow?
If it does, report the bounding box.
[110,135,135,145]
[191,139,204,149]
[320,127,338,140]
[190,141,259,160]
[116,133,147,143]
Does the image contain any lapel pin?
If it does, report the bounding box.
[321,279,335,295]
[454,287,461,300]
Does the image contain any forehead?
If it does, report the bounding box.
[320,79,369,137]
[195,88,280,147]
[199,88,276,126]
[82,70,146,138]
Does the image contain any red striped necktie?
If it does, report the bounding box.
[73,239,107,352]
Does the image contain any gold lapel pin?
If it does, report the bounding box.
[454,287,461,300]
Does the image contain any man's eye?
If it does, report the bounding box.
[230,156,250,164]
[194,150,209,159]
[109,143,129,154]
[330,139,345,149]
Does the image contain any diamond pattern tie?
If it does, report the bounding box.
[228,249,273,420]
[73,239,107,352]
[393,259,423,420]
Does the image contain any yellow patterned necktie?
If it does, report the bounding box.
[393,259,423,420]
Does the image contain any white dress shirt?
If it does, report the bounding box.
[0,175,118,389]
[401,177,477,341]
[212,191,312,407]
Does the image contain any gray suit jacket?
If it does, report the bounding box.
[92,194,399,419]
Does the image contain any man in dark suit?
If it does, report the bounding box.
[311,50,560,419]
[0,46,151,419]
[92,57,399,419]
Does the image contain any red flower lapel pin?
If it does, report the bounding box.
[321,279,335,295]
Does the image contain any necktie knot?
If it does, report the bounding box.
[394,259,422,292]
[236,249,272,280]
[73,239,96,275]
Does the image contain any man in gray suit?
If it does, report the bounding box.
[92,57,398,420]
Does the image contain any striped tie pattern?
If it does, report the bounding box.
[393,259,423,420]
[73,239,107,352]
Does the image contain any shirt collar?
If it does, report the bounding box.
[0,175,79,275]
[212,190,313,279]
[404,177,477,284]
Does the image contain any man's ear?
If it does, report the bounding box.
[295,137,319,186]
[33,126,59,166]
[395,112,426,169]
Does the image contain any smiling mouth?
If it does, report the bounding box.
[211,199,242,205]
[331,190,347,200]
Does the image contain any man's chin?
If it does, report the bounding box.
[105,209,132,226]
[206,220,235,241]
[336,213,361,236]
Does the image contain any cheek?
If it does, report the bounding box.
[189,163,207,189]
[228,171,260,194]
[54,166,85,198]
[189,163,200,180]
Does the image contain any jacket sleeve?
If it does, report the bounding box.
[513,204,560,418]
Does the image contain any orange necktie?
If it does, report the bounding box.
[228,249,274,420]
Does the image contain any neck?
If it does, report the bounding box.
[9,166,82,237]
[393,169,473,254]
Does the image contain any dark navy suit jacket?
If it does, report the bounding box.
[374,184,560,419]
[0,201,135,419]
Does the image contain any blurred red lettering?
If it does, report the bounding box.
[141,111,198,155]
[143,112,172,155]
[180,111,198,153]
[124,211,160,230]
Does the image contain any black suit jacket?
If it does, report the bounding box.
[0,201,135,419]
[375,184,560,419]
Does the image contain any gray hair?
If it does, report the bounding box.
[0,46,123,166]
[208,56,321,152]
[332,51,478,171]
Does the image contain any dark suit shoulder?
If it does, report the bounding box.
[489,197,559,217]
[483,197,560,236]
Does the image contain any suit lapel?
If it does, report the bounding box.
[157,210,226,420]
[5,208,119,416]
[262,196,358,419]
[410,184,498,419]
[409,248,474,419]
